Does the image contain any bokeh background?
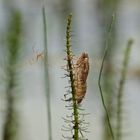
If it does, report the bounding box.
[0,0,140,140]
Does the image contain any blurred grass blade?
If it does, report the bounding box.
[42,6,52,140]
[116,39,133,140]
[98,14,115,140]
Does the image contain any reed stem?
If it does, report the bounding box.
[98,14,115,140]
[42,6,53,140]
[116,39,133,140]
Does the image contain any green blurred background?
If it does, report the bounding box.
[0,0,140,140]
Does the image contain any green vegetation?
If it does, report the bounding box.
[0,1,136,140]
[2,9,22,140]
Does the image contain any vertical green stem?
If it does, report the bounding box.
[65,14,79,140]
[42,6,52,140]
[3,9,22,140]
[96,1,120,140]
[116,39,133,140]
[98,14,115,140]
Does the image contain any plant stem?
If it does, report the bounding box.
[3,9,22,140]
[98,14,115,140]
[116,39,133,140]
[65,14,79,140]
[42,6,52,140]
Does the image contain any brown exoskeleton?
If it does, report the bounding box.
[74,52,89,104]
